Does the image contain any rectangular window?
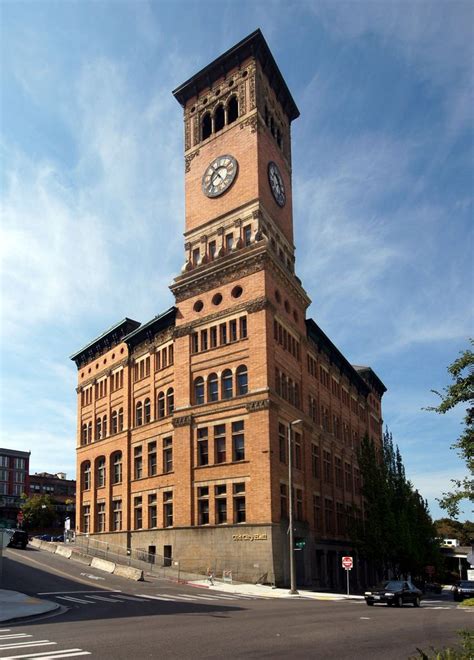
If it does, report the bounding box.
[163,491,173,527]
[311,444,320,478]
[279,423,286,463]
[82,505,90,534]
[232,421,245,462]
[229,319,237,342]
[210,326,217,348]
[97,503,106,532]
[214,425,226,463]
[313,494,321,530]
[155,351,161,371]
[243,224,252,246]
[336,502,345,535]
[134,497,143,529]
[208,240,216,260]
[294,431,302,469]
[280,483,288,518]
[295,488,303,521]
[168,345,174,365]
[191,333,199,354]
[134,446,143,480]
[239,316,247,339]
[148,494,157,528]
[345,463,353,493]
[192,247,200,266]
[323,450,332,483]
[198,486,209,525]
[201,329,208,352]
[324,498,334,534]
[225,233,233,252]
[219,323,227,345]
[215,485,227,524]
[335,457,343,488]
[112,500,122,531]
[148,441,157,477]
[163,437,173,473]
[233,483,246,523]
[197,428,209,466]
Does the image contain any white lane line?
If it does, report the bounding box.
[37,590,121,595]
[0,635,32,640]
[0,641,55,650]
[1,650,89,660]
[4,653,91,660]
[84,595,124,603]
[0,629,12,632]
[112,595,146,602]
[137,594,176,602]
[55,596,92,604]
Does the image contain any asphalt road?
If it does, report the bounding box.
[2,547,472,659]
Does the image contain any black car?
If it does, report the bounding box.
[364,580,422,607]
[6,529,29,549]
[452,580,474,601]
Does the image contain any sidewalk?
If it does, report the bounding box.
[187,579,364,601]
[0,589,60,623]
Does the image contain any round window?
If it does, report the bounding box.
[231,286,243,299]
[194,300,204,312]
[212,293,223,306]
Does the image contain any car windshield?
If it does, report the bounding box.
[382,581,406,590]
[459,581,474,588]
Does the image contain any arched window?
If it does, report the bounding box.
[82,462,91,490]
[102,415,107,438]
[214,104,225,132]
[136,401,143,426]
[87,421,92,442]
[157,392,165,419]
[208,373,219,402]
[111,410,118,435]
[236,365,248,396]
[222,369,233,399]
[194,377,205,405]
[201,112,212,140]
[97,457,106,488]
[227,95,238,124]
[144,398,151,424]
[96,417,102,441]
[167,388,174,415]
[112,451,122,484]
[118,408,123,432]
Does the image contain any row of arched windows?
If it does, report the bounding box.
[81,452,123,491]
[135,388,174,426]
[193,366,248,405]
[81,409,124,445]
[201,95,239,141]
[275,368,301,408]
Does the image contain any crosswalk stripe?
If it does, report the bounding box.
[137,594,176,602]
[82,595,124,603]
[0,635,32,640]
[55,596,92,604]
[1,649,89,660]
[0,641,55,650]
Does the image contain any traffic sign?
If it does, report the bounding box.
[342,556,353,570]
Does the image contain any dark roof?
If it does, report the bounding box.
[172,28,300,122]
[353,365,387,396]
[70,317,141,368]
[305,319,386,398]
[125,307,176,349]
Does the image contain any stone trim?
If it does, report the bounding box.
[172,415,193,428]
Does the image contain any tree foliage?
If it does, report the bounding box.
[352,429,440,579]
[427,340,474,517]
[434,518,474,546]
[21,494,56,530]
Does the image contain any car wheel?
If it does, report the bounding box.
[395,596,403,607]
[414,596,420,607]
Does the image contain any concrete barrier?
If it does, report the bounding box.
[56,545,72,559]
[70,551,92,566]
[29,538,41,549]
[40,541,58,553]
[91,557,116,574]
[113,565,144,581]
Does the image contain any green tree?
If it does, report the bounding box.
[427,340,474,517]
[435,518,474,545]
[353,430,440,579]
[21,494,56,530]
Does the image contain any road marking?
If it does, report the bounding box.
[55,596,92,604]
[0,641,55,650]
[0,635,32,640]
[83,595,124,603]
[112,595,145,602]
[360,617,371,620]
[79,572,105,581]
[1,650,90,659]
[37,590,121,595]
[137,594,176,602]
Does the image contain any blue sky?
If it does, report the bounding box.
[1,0,472,521]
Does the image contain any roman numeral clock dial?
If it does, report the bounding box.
[202,155,238,198]
[268,161,286,207]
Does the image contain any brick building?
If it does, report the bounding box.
[72,30,385,588]
[29,472,76,529]
[0,447,30,528]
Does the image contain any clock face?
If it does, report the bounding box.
[268,161,286,207]
[202,155,238,198]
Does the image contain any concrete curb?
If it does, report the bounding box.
[0,589,60,623]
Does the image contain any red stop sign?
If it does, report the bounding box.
[342,556,353,570]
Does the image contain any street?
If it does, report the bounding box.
[2,546,472,659]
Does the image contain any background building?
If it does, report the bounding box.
[72,30,385,588]
[29,472,76,529]
[0,447,30,528]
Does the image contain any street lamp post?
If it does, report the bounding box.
[288,419,302,595]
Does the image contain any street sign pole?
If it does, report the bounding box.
[346,568,350,596]
[341,556,353,595]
